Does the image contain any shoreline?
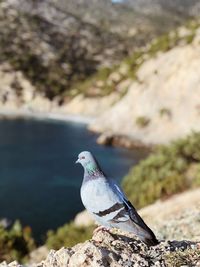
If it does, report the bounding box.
[0,108,94,125]
[0,107,152,150]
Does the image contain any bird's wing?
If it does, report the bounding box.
[108,179,155,234]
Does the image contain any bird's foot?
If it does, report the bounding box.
[93,226,110,235]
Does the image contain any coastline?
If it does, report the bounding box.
[0,106,151,182]
[0,108,94,125]
[0,107,152,150]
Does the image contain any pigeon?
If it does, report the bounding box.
[76,151,159,246]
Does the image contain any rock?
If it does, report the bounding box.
[29,246,49,264]
[36,247,71,267]
[60,93,120,117]
[118,64,129,76]
[0,261,22,267]
[96,132,114,146]
[0,62,53,114]
[115,79,132,93]
[108,72,122,84]
[95,80,105,88]
[26,94,52,113]
[177,26,192,38]
[1,231,200,267]
[96,132,151,149]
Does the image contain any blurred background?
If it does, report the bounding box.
[0,0,200,264]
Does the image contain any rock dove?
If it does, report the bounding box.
[76,151,159,246]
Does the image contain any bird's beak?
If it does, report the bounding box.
[75,158,79,164]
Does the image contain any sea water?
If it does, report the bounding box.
[0,118,147,241]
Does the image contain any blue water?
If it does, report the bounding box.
[0,118,147,242]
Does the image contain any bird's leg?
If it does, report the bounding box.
[93,225,110,235]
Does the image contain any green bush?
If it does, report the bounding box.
[0,220,35,262]
[164,248,200,267]
[148,34,172,55]
[135,116,150,128]
[122,132,200,208]
[72,67,115,97]
[185,33,195,44]
[159,107,172,118]
[124,51,144,79]
[46,222,95,249]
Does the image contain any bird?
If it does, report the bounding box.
[76,151,159,246]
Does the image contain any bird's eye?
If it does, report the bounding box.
[81,156,85,159]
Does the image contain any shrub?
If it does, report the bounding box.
[72,67,115,97]
[46,222,95,249]
[185,33,195,44]
[164,248,200,267]
[0,220,35,262]
[159,108,172,118]
[135,116,150,128]
[122,132,200,208]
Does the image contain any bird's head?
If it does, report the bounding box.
[76,150,102,174]
[76,151,105,178]
[76,151,96,167]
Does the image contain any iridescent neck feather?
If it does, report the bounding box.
[83,160,104,182]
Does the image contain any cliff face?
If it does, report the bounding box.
[89,26,200,146]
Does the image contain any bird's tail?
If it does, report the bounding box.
[142,236,159,246]
[127,201,159,246]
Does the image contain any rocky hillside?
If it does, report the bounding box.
[88,21,200,146]
[0,0,129,100]
[1,16,200,145]
[56,0,198,38]
[1,0,200,103]
[126,0,200,17]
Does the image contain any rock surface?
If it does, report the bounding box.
[1,231,199,267]
[32,232,200,267]
[28,246,49,265]
[90,30,200,145]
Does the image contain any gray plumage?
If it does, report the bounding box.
[76,151,159,246]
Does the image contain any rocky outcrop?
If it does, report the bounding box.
[32,233,200,267]
[1,231,199,267]
[28,246,49,265]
